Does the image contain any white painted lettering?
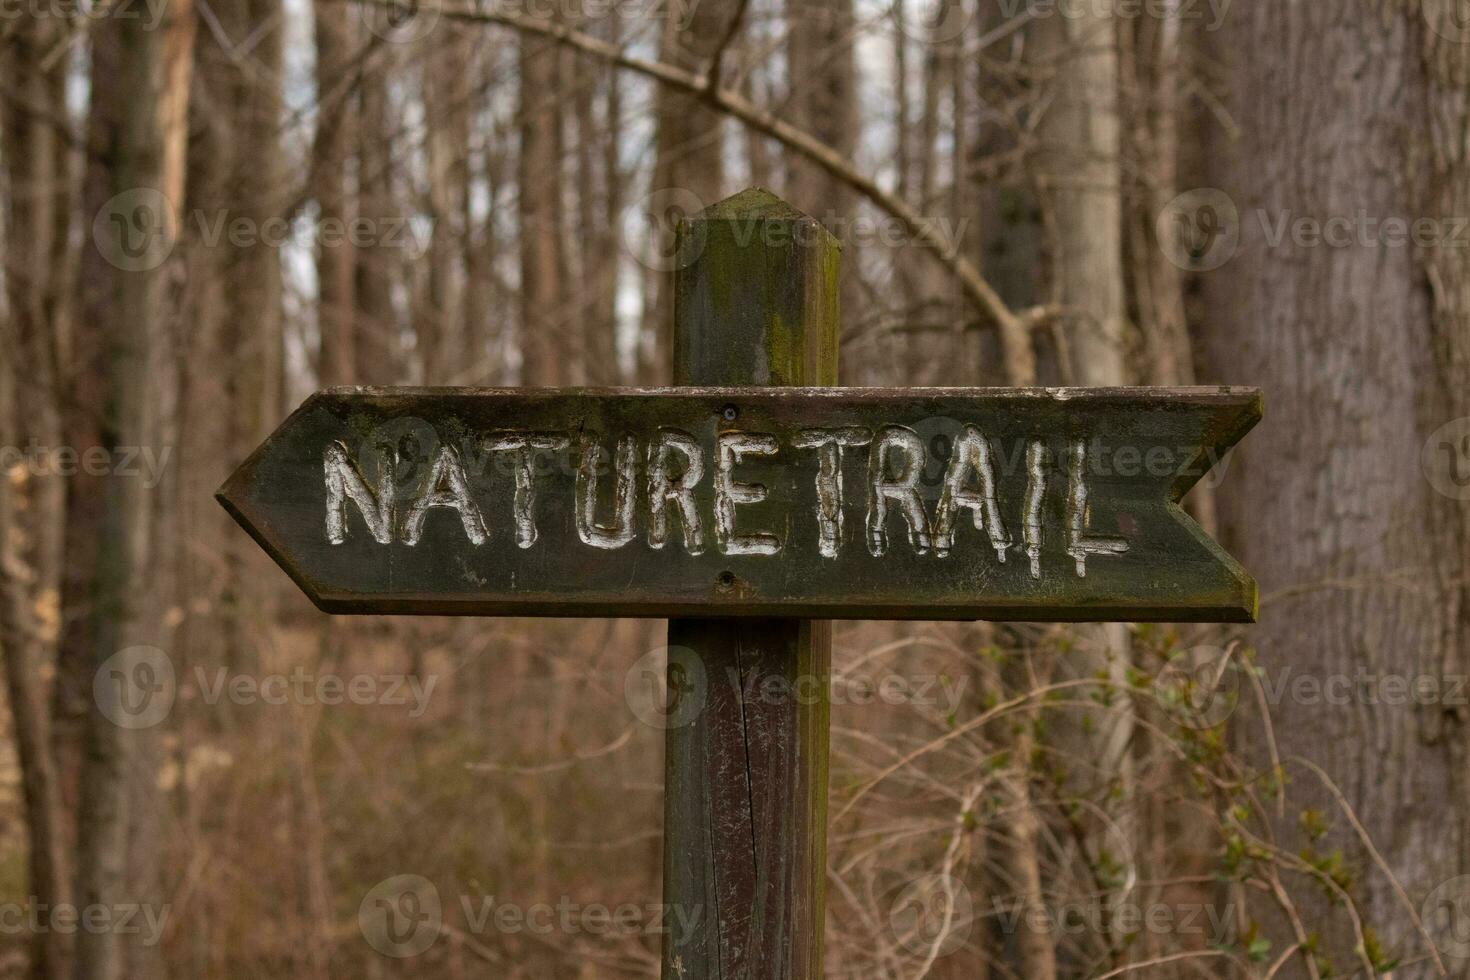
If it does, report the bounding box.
[792,427,872,558]
[1023,440,1046,579]
[401,445,488,546]
[647,429,706,555]
[1066,438,1129,576]
[866,426,932,556]
[486,432,570,549]
[932,426,1010,561]
[576,435,639,550]
[324,441,395,544]
[715,432,782,556]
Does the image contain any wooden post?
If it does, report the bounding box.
[662,189,838,980]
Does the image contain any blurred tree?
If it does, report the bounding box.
[645,0,728,381]
[1201,2,1470,970]
[0,11,77,979]
[313,0,358,388]
[518,32,569,386]
[75,0,183,971]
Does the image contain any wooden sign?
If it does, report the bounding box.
[216,384,1260,622]
[218,188,1263,980]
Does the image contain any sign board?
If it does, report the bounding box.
[217,384,1260,622]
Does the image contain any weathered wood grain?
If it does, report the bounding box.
[662,186,835,980]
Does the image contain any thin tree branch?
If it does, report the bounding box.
[705,0,749,94]
[1090,949,1231,979]
[1291,756,1446,977]
[351,0,1040,385]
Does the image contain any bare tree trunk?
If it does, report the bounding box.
[905,0,957,386]
[601,15,625,385]
[1116,20,1221,966]
[53,87,116,980]
[949,16,982,387]
[464,109,503,384]
[195,0,285,706]
[786,0,861,378]
[785,0,856,212]
[994,636,1058,980]
[645,1,727,381]
[123,5,194,976]
[0,351,70,980]
[1029,11,1132,978]
[1032,10,1128,386]
[419,28,472,386]
[225,0,285,436]
[1200,1,1470,969]
[0,496,69,980]
[0,23,68,597]
[0,14,78,979]
[1121,13,1188,388]
[313,0,358,387]
[574,14,620,386]
[292,657,333,980]
[76,0,172,973]
[892,2,918,388]
[972,0,1042,385]
[517,33,567,386]
[356,58,401,385]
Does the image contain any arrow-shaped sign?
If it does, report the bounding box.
[217,385,1261,622]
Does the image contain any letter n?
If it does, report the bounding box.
[324,441,395,544]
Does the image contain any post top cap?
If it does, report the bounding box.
[696,186,816,223]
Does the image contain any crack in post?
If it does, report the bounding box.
[734,643,761,958]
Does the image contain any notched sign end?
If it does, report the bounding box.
[1166,385,1263,623]
[1168,386,1263,502]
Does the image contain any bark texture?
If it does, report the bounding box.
[1201,1,1470,969]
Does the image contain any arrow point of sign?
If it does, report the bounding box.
[215,393,341,615]
[215,492,339,616]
